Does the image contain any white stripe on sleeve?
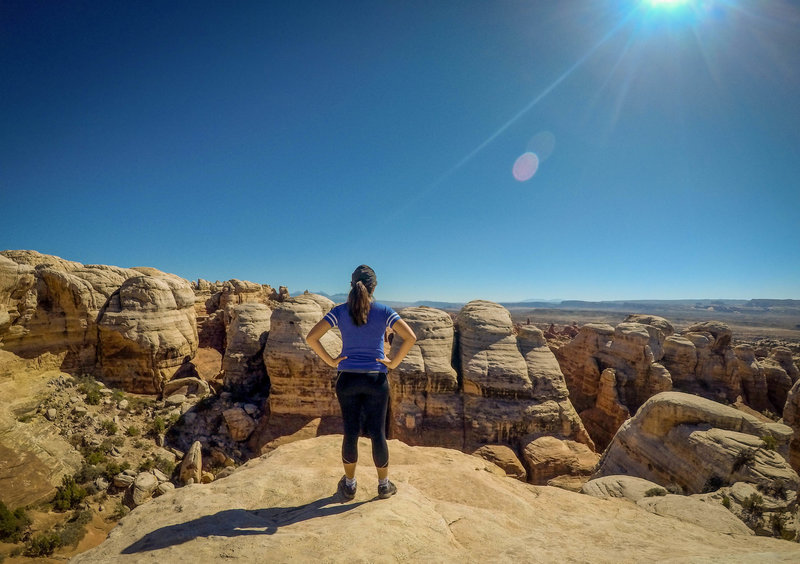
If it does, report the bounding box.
[386,312,400,328]
[324,311,338,327]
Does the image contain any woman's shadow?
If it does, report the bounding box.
[121,494,370,554]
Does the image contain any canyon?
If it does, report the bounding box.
[1,250,799,561]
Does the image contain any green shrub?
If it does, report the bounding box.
[57,509,92,547]
[75,462,102,485]
[110,501,130,520]
[155,456,175,476]
[761,434,779,451]
[25,532,62,557]
[644,487,667,497]
[100,419,118,436]
[741,493,764,516]
[126,425,140,437]
[732,449,757,472]
[103,460,131,481]
[151,416,166,435]
[85,449,107,466]
[0,501,31,542]
[53,476,87,511]
[112,389,125,402]
[721,494,731,509]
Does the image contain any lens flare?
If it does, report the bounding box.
[512,152,539,182]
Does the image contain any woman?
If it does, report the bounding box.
[305,265,417,500]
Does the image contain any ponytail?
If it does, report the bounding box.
[347,280,372,326]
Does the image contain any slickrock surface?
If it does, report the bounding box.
[72,435,800,563]
[97,273,198,393]
[264,295,342,417]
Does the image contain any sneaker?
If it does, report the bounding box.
[338,476,356,501]
[377,480,397,499]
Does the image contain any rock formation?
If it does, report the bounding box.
[97,273,198,393]
[0,251,141,373]
[386,306,460,447]
[221,303,271,396]
[71,435,800,563]
[521,435,599,485]
[456,301,590,451]
[783,379,800,472]
[554,315,673,450]
[264,295,341,417]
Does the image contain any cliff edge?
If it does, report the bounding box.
[73,435,800,563]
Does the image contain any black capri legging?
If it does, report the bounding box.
[335,371,389,468]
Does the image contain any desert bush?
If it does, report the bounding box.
[732,449,757,472]
[75,462,102,485]
[761,434,779,451]
[0,501,31,542]
[100,419,118,436]
[112,389,125,402]
[126,425,140,437]
[103,460,131,481]
[741,493,764,517]
[644,487,667,497]
[665,483,684,495]
[150,416,166,436]
[53,476,87,511]
[110,501,130,520]
[25,532,61,557]
[85,449,107,466]
[758,480,788,500]
[721,494,731,509]
[57,509,92,547]
[155,456,176,476]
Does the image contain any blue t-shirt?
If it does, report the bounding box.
[324,301,400,373]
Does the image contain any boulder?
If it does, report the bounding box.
[163,377,210,398]
[179,441,203,485]
[125,472,159,508]
[264,295,341,417]
[522,435,599,485]
[472,444,527,480]
[636,494,752,535]
[582,475,667,502]
[97,273,198,393]
[593,392,798,496]
[223,407,257,442]
[222,302,271,395]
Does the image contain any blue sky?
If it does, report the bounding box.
[2,0,798,302]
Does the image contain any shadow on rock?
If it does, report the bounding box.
[121,494,368,553]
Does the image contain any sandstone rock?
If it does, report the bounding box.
[593,392,798,497]
[732,344,770,411]
[222,302,271,395]
[125,472,159,508]
[165,394,186,407]
[223,407,256,442]
[761,358,792,414]
[1,252,140,372]
[113,473,135,488]
[582,475,667,502]
[555,323,614,413]
[163,377,210,398]
[703,481,800,538]
[783,379,800,472]
[522,435,599,485]
[152,468,170,483]
[472,444,526,480]
[156,482,175,496]
[70,436,800,564]
[264,295,341,417]
[457,301,590,449]
[45,407,57,421]
[623,314,675,338]
[577,368,630,452]
[387,306,460,447]
[97,273,198,393]
[771,346,799,382]
[179,441,203,485]
[201,471,214,484]
[636,494,752,535]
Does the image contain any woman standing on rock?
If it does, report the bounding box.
[306,265,416,500]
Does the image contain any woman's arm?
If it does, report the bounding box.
[305,319,347,368]
[377,318,417,370]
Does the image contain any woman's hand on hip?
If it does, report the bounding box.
[376,357,399,370]
[326,356,347,368]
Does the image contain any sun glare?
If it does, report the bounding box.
[648,0,690,7]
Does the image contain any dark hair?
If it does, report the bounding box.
[347,265,376,326]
